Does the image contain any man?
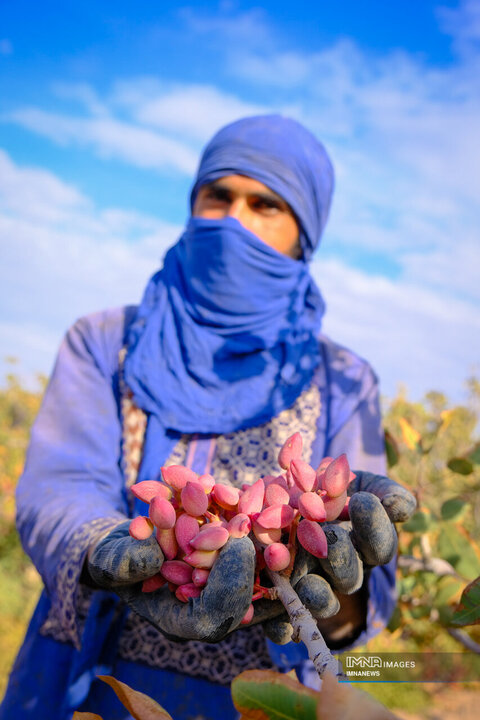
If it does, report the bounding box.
[1,115,415,719]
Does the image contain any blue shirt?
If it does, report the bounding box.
[1,306,396,720]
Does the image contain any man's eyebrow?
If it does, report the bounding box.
[206,180,287,205]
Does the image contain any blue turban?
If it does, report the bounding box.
[190,114,334,260]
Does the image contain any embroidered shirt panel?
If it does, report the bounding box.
[117,616,273,686]
[212,383,321,487]
[39,516,125,649]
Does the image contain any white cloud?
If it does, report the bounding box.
[0,149,181,382]
[111,80,266,142]
[437,0,480,56]
[6,108,198,174]
[312,257,480,402]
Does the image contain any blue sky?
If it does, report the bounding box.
[1,0,479,403]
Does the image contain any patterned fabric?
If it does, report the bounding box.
[39,516,125,649]
[118,347,148,492]
[212,383,320,487]
[117,617,273,686]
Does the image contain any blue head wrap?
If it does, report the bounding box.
[124,115,334,475]
[190,114,334,260]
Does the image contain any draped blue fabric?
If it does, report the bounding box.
[124,115,334,472]
[124,217,325,478]
[190,114,335,261]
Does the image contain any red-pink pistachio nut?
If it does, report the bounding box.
[227,513,252,538]
[211,483,240,512]
[160,560,193,585]
[324,489,348,522]
[184,549,219,569]
[148,496,176,529]
[238,478,265,516]
[297,519,328,559]
[174,513,200,554]
[192,567,210,587]
[316,456,334,473]
[240,603,255,625]
[322,454,351,498]
[156,527,179,560]
[181,481,209,517]
[190,525,229,551]
[252,520,282,546]
[161,465,198,491]
[285,468,295,489]
[199,516,228,529]
[287,485,303,509]
[255,503,295,529]
[129,515,155,540]
[262,475,279,486]
[264,542,291,571]
[141,573,166,593]
[130,480,172,504]
[336,495,350,521]
[297,491,327,522]
[264,482,290,507]
[290,459,317,492]
[278,432,303,470]
[197,473,215,493]
[175,583,202,603]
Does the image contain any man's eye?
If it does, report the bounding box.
[254,199,281,213]
[205,188,230,203]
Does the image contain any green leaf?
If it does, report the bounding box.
[232,670,399,720]
[402,511,432,533]
[451,577,480,626]
[437,525,480,580]
[467,443,480,466]
[384,430,399,468]
[433,576,465,608]
[231,670,318,720]
[97,676,173,720]
[441,497,468,521]
[447,457,474,475]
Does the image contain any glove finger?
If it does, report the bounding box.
[88,521,164,588]
[296,574,340,620]
[290,545,319,586]
[119,536,256,643]
[350,471,417,522]
[263,615,294,645]
[349,491,398,566]
[316,524,363,594]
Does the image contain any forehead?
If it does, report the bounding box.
[202,174,286,200]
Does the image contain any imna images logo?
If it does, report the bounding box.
[346,656,383,668]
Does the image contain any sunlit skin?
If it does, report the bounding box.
[192,174,301,259]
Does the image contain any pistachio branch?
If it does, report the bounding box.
[266,568,346,682]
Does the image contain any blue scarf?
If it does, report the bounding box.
[125,216,324,431]
[124,115,334,472]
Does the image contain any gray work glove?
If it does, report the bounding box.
[263,471,417,644]
[87,521,256,643]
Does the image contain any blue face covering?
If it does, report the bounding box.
[124,115,333,468]
[124,216,325,435]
